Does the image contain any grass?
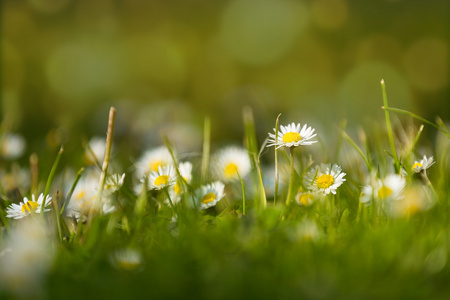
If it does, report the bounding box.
[0,82,449,299]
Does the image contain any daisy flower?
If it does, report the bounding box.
[0,217,54,297]
[110,248,143,271]
[295,190,317,206]
[148,165,176,190]
[65,169,116,219]
[213,146,251,182]
[360,174,406,204]
[411,155,435,173]
[105,173,126,194]
[169,162,193,204]
[195,181,226,210]
[135,146,172,179]
[306,164,346,195]
[6,193,52,219]
[267,122,317,149]
[389,186,433,218]
[85,136,106,165]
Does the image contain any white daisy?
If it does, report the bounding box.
[389,186,433,218]
[135,146,172,179]
[65,170,116,219]
[213,146,251,182]
[412,155,435,173]
[0,217,54,297]
[85,136,106,165]
[168,162,193,204]
[148,165,176,190]
[6,193,52,219]
[267,122,317,149]
[306,164,346,195]
[360,174,406,204]
[110,248,143,271]
[295,190,317,206]
[195,181,226,210]
[105,173,126,194]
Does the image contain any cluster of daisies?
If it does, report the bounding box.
[2,121,436,221]
[134,145,250,210]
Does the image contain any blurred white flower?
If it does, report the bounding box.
[135,146,172,179]
[110,248,143,271]
[213,146,251,182]
[85,136,106,164]
[295,190,317,206]
[0,133,26,160]
[361,174,406,204]
[291,219,322,242]
[168,161,193,204]
[195,181,226,210]
[0,218,54,297]
[105,173,126,194]
[389,186,434,218]
[65,169,116,220]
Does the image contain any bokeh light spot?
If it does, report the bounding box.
[220,0,307,65]
[311,0,349,30]
[404,38,448,92]
[338,63,411,122]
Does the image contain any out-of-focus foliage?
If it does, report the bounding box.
[1,0,449,155]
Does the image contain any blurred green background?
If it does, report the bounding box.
[1,0,449,155]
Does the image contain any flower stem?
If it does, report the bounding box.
[274,113,281,206]
[286,147,295,206]
[236,170,246,216]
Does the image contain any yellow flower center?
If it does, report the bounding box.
[298,193,314,206]
[316,174,334,189]
[377,185,393,199]
[173,177,187,195]
[154,175,169,187]
[117,260,140,271]
[412,162,422,171]
[201,192,216,204]
[21,201,39,213]
[149,160,164,172]
[75,190,85,199]
[224,163,238,178]
[282,132,302,143]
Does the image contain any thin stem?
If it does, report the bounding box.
[201,116,211,183]
[164,188,176,216]
[274,113,281,206]
[286,147,295,206]
[381,79,399,172]
[42,147,64,217]
[93,107,115,215]
[382,106,450,138]
[60,167,85,215]
[341,130,372,172]
[29,153,39,196]
[236,170,246,216]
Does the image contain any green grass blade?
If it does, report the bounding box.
[274,113,281,206]
[382,106,450,139]
[60,167,85,216]
[381,79,400,172]
[201,116,211,183]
